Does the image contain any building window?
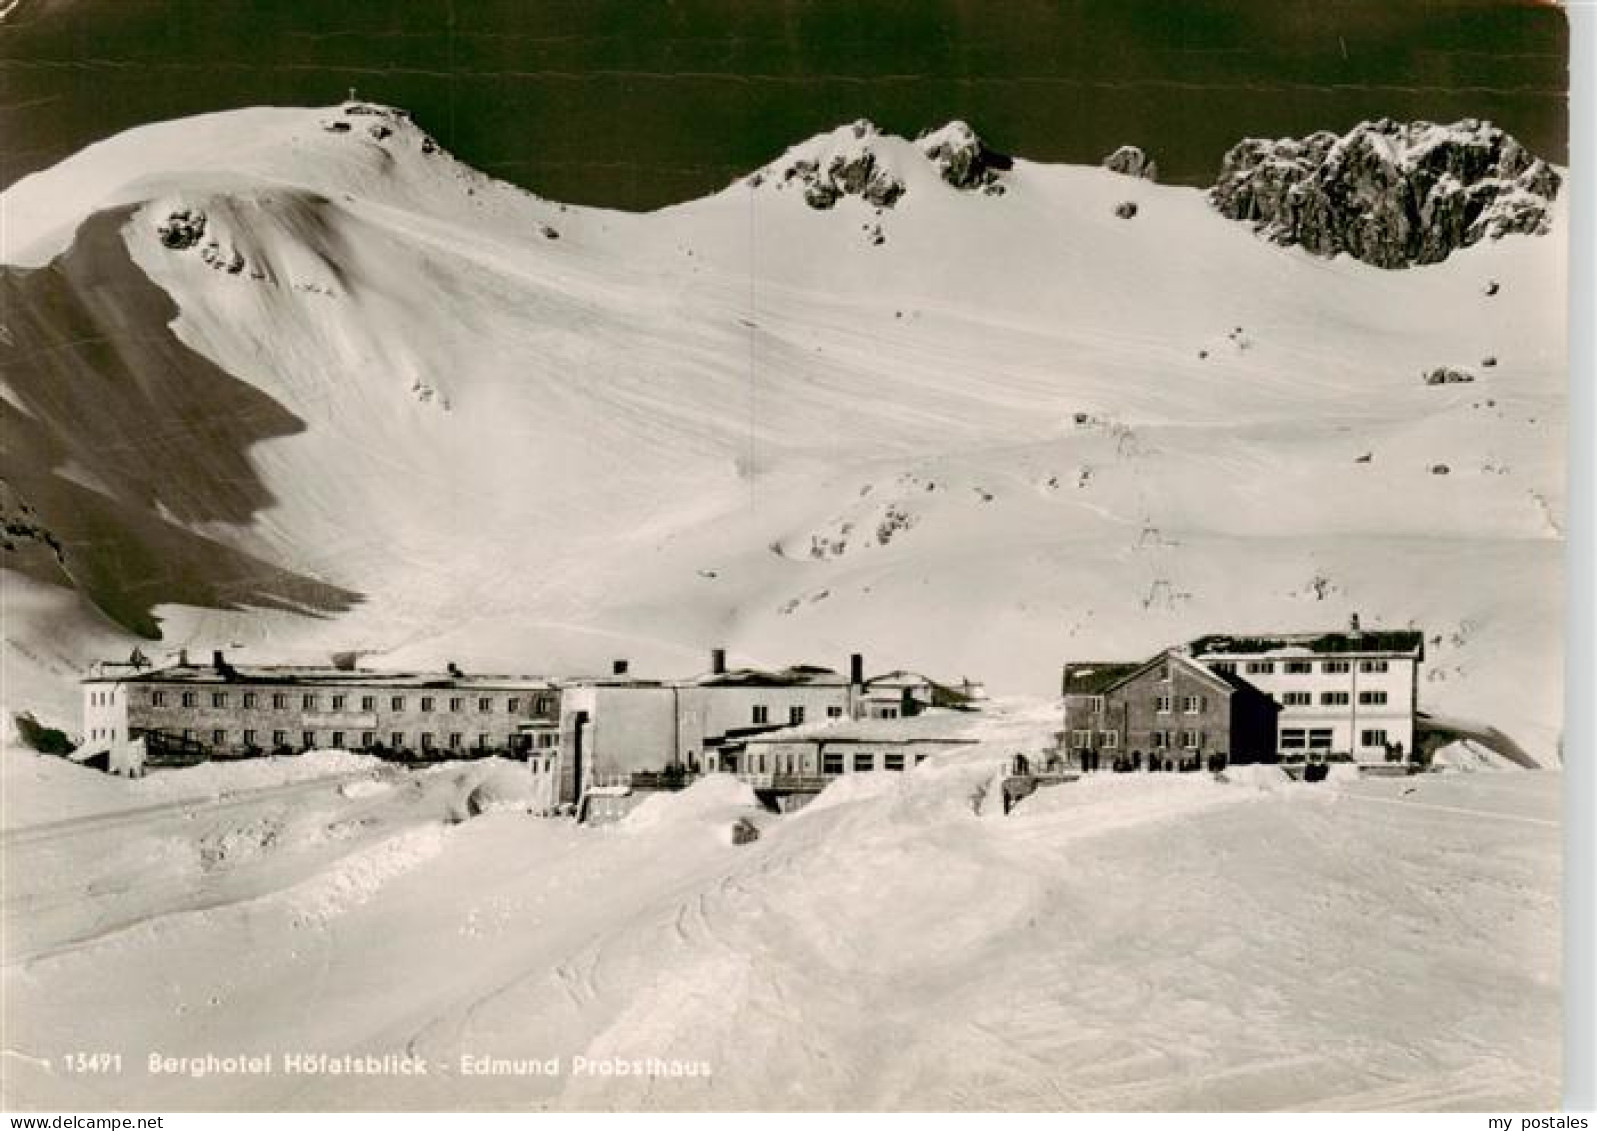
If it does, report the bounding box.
[450,697,464,712]
[789,705,805,726]
[1071,729,1093,748]
[1209,661,1236,674]
[1284,661,1313,674]
[1151,730,1170,749]
[1182,695,1204,714]
[1308,729,1334,750]
[827,705,843,719]
[478,697,493,713]
[273,693,288,710]
[420,696,434,712]
[391,732,405,748]
[1158,663,1172,682]
[182,728,194,741]
[303,731,316,748]
[361,732,374,748]
[331,694,346,711]
[1086,694,1105,712]
[272,729,287,747]
[752,705,769,725]
[1281,691,1312,706]
[241,692,256,709]
[150,689,165,706]
[449,732,462,749]
[1322,660,1350,674]
[533,695,551,714]
[209,691,227,708]
[1101,731,1119,748]
[853,753,875,772]
[212,729,227,746]
[1280,729,1307,750]
[1182,730,1201,750]
[1321,691,1350,706]
[182,692,197,708]
[243,729,257,747]
[508,698,521,713]
[1155,695,1172,713]
[1361,729,1389,748]
[1358,690,1389,706]
[823,753,844,775]
[1359,659,1390,673]
[302,694,317,710]
[477,734,490,749]
[421,733,434,749]
[326,730,342,748]
[1246,661,1275,674]
[885,753,906,771]
[391,696,405,711]
[361,695,375,712]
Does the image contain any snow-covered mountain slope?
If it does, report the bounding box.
[0,103,1568,758]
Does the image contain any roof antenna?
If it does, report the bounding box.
[347,86,358,103]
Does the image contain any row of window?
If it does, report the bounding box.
[1279,727,1392,750]
[1071,729,1202,750]
[190,729,558,750]
[1154,695,1206,714]
[1277,690,1389,707]
[742,750,918,774]
[87,690,117,707]
[152,690,553,714]
[1210,659,1392,676]
[750,704,845,726]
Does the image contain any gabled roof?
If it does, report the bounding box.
[1064,650,1237,697]
[1062,662,1139,695]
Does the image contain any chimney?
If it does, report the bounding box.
[178,648,190,667]
[612,659,630,676]
[711,648,727,675]
[447,660,463,678]
[1349,612,1362,634]
[212,649,225,670]
[850,652,864,686]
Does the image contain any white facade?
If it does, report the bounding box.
[82,680,132,747]
[557,678,853,786]
[1195,648,1419,761]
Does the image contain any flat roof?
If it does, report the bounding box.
[83,663,557,690]
[744,708,983,746]
[1189,629,1425,658]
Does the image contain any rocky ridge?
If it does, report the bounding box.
[1209,118,1560,268]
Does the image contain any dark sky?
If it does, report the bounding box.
[0,0,1569,211]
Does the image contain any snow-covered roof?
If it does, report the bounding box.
[83,663,557,690]
[1189,629,1424,659]
[743,708,982,746]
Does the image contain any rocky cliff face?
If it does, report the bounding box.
[1209,119,1560,268]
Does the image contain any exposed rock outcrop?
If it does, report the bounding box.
[1210,118,1561,268]
[1103,145,1158,181]
[767,121,909,210]
[917,121,1012,194]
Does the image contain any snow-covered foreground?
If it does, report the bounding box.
[0,717,1559,1111]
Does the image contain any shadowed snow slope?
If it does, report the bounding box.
[0,103,1567,759]
[0,715,1560,1111]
